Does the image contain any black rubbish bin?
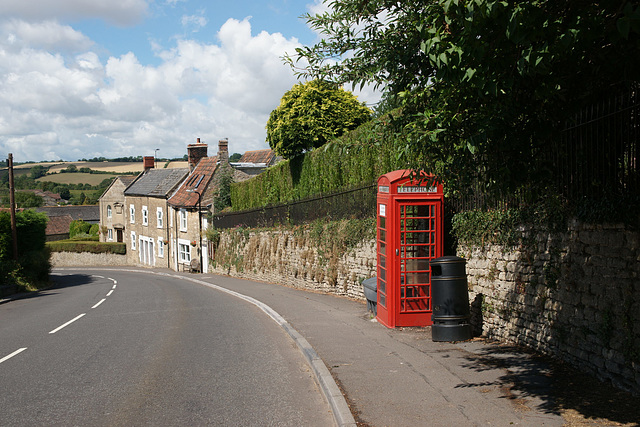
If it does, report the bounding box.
[430,256,472,342]
[362,277,377,315]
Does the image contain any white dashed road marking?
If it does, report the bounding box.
[0,348,27,364]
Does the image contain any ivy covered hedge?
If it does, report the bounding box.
[231,118,416,210]
[0,209,50,291]
[47,240,126,255]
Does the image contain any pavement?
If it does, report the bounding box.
[193,272,567,427]
[0,269,583,426]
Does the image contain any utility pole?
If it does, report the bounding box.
[8,153,18,261]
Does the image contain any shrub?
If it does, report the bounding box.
[69,219,92,238]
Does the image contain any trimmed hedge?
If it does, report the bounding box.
[231,117,416,210]
[47,240,126,255]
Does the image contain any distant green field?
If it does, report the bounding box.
[37,173,119,185]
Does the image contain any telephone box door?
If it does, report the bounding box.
[396,200,442,326]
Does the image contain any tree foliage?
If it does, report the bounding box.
[266,79,372,158]
[0,209,50,288]
[291,0,640,198]
[1,191,43,208]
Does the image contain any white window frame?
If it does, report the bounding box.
[179,209,188,232]
[107,228,113,241]
[178,239,191,263]
[130,204,135,224]
[131,231,137,250]
[158,237,164,258]
[157,207,163,228]
[142,205,148,226]
[107,205,112,218]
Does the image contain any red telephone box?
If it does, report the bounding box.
[376,170,444,328]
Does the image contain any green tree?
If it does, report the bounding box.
[266,79,371,159]
[1,191,44,208]
[55,186,71,200]
[30,165,47,179]
[229,153,242,162]
[0,209,50,288]
[292,1,640,198]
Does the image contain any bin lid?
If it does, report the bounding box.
[430,256,465,264]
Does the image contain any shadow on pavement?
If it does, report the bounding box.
[459,339,640,426]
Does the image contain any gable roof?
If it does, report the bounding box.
[168,157,218,208]
[119,175,137,187]
[46,214,73,236]
[238,149,276,165]
[124,168,189,198]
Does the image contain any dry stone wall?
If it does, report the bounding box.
[51,251,128,267]
[460,221,640,395]
[209,228,376,300]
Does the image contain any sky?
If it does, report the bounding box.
[0,0,380,162]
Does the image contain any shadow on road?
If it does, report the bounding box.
[8,273,99,301]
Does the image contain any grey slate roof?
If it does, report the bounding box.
[36,205,100,222]
[124,168,189,197]
[118,176,137,187]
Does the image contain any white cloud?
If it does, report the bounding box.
[0,17,309,161]
[1,19,93,52]
[181,14,208,33]
[307,0,331,17]
[0,0,149,26]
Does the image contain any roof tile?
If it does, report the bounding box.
[239,149,276,165]
[168,157,218,207]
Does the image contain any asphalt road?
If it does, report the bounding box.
[0,269,334,426]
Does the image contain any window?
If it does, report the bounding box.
[107,229,113,241]
[157,207,163,228]
[130,205,135,223]
[142,205,148,226]
[131,231,137,250]
[178,240,191,263]
[158,238,164,258]
[107,205,112,218]
[179,209,187,231]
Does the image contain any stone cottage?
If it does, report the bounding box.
[123,159,189,268]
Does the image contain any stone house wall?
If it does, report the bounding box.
[125,196,171,268]
[169,206,204,271]
[99,178,128,243]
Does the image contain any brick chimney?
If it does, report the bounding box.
[187,137,208,170]
[143,156,154,171]
[218,138,228,163]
